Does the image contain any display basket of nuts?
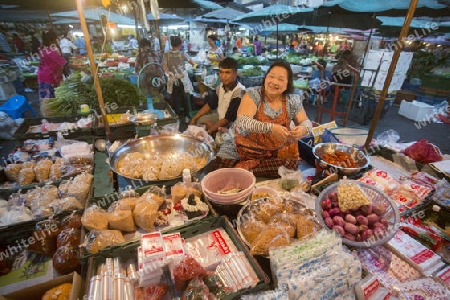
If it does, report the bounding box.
[315,179,400,247]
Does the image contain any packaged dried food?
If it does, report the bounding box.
[171,182,187,202]
[133,196,159,232]
[17,167,35,186]
[250,226,291,256]
[30,185,58,214]
[172,256,208,291]
[296,216,318,239]
[184,276,211,299]
[49,163,62,180]
[108,201,135,232]
[84,230,125,254]
[64,154,94,165]
[73,172,94,185]
[60,164,94,178]
[53,157,65,165]
[32,206,54,219]
[4,163,21,181]
[58,179,72,198]
[61,211,82,229]
[67,181,91,205]
[53,245,80,275]
[184,229,238,270]
[51,197,83,215]
[241,218,268,244]
[118,197,138,211]
[255,200,283,224]
[119,185,138,198]
[57,228,81,248]
[81,205,110,231]
[135,283,169,300]
[0,205,32,226]
[337,180,371,212]
[28,218,61,257]
[34,159,53,182]
[22,161,36,169]
[42,283,72,300]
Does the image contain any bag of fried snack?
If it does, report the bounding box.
[133,195,160,232]
[84,230,125,254]
[108,201,135,232]
[81,205,109,230]
[51,197,83,214]
[34,159,53,182]
[17,167,35,186]
[250,225,291,256]
[337,179,371,212]
[4,164,21,181]
[270,212,300,238]
[241,218,268,244]
[49,163,62,180]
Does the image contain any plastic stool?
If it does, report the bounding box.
[0,95,37,119]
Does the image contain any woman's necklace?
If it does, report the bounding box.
[265,94,281,103]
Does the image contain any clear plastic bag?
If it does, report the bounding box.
[84,229,125,254]
[57,228,81,248]
[53,245,80,275]
[4,164,21,181]
[108,201,135,232]
[135,283,169,300]
[0,204,32,226]
[184,276,210,299]
[133,196,160,232]
[250,225,291,256]
[51,197,83,215]
[81,205,110,231]
[34,159,53,183]
[376,129,400,147]
[61,211,82,230]
[172,256,208,291]
[278,166,302,190]
[17,167,35,186]
[28,218,61,257]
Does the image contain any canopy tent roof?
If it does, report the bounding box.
[50,7,135,25]
[146,12,184,25]
[202,7,246,20]
[234,4,313,23]
[377,16,450,28]
[0,9,51,22]
[193,16,239,25]
[339,0,446,12]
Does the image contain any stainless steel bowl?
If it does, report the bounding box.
[128,112,158,126]
[109,134,214,182]
[312,143,370,175]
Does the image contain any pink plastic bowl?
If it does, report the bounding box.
[201,168,256,204]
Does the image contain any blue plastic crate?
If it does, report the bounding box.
[415,93,448,106]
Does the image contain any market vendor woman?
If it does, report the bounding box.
[215,60,313,177]
[37,30,88,100]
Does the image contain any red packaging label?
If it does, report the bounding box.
[209,230,231,255]
[363,278,380,298]
[410,249,435,264]
[438,267,450,284]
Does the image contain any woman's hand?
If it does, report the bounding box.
[271,124,290,142]
[289,126,308,140]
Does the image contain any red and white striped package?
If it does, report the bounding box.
[387,230,445,275]
[185,228,238,270]
[436,266,450,288]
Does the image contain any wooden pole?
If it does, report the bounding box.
[45,0,55,31]
[362,13,378,68]
[76,0,111,140]
[364,0,419,149]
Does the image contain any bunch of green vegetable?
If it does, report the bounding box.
[47,72,145,116]
[236,56,268,66]
[241,66,265,77]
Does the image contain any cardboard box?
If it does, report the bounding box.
[0,82,16,101]
[0,272,84,300]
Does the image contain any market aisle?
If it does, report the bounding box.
[303,100,450,155]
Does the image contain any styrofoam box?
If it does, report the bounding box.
[400,100,434,122]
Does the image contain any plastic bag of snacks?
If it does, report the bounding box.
[172,256,208,291]
[34,159,53,182]
[84,230,125,254]
[53,245,80,275]
[81,205,110,231]
[27,218,61,257]
[108,201,136,232]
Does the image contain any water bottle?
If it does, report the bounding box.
[182,168,192,188]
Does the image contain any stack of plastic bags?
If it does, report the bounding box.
[265,230,361,299]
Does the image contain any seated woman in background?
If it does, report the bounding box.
[214,60,313,177]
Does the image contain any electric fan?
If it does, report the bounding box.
[137,62,166,111]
